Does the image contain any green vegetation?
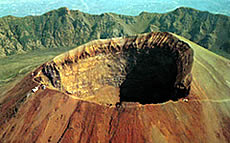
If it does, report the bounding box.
[0,46,73,94]
[0,7,229,59]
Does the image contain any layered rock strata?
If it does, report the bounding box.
[34,32,193,104]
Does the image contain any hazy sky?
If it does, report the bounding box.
[0,0,230,17]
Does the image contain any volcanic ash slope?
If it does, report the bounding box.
[0,32,230,143]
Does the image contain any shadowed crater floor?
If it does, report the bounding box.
[33,32,194,105]
[119,48,177,104]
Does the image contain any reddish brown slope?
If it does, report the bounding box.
[0,32,230,143]
[1,83,228,143]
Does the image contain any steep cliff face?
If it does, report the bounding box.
[0,32,230,143]
[35,32,193,105]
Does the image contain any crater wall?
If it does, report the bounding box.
[34,32,194,104]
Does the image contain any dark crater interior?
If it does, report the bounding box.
[119,48,178,104]
[37,33,193,105]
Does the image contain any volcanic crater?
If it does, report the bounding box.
[34,32,194,105]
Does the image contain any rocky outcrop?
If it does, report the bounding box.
[35,32,193,104]
[41,64,61,89]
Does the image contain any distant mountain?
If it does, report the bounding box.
[1,0,230,17]
[0,7,230,58]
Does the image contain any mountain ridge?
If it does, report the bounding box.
[0,7,230,59]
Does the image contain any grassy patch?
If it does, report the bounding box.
[0,46,74,90]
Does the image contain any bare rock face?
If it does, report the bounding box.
[35,32,193,105]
